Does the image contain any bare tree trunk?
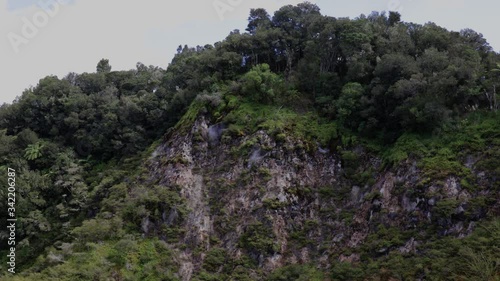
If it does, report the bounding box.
[494,85,498,111]
[485,90,494,111]
[285,46,293,77]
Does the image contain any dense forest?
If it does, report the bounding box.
[0,2,499,280]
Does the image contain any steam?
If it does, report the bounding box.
[248,147,265,168]
[208,123,225,145]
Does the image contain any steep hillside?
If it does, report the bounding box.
[1,2,500,280]
[8,94,499,281]
[142,95,500,280]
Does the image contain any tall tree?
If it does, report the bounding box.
[246,8,272,35]
[96,58,112,73]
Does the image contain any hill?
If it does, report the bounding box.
[0,2,499,280]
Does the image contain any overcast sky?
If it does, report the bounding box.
[1,0,499,104]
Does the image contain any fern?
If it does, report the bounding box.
[24,142,44,161]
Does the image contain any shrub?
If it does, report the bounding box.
[71,217,123,243]
[268,264,325,281]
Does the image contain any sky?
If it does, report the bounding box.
[1,0,499,104]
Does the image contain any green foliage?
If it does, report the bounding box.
[202,248,227,272]
[262,198,288,210]
[313,217,497,280]
[257,167,272,181]
[335,82,364,127]
[120,184,187,241]
[288,219,320,248]
[72,217,124,244]
[9,238,180,281]
[96,58,112,73]
[239,221,278,257]
[221,97,337,148]
[331,262,365,281]
[24,142,44,161]
[458,247,499,281]
[174,100,205,134]
[16,128,39,148]
[421,148,470,179]
[433,199,460,219]
[267,264,325,281]
[241,64,282,104]
[362,225,408,255]
[340,150,359,176]
[382,133,428,165]
[0,62,179,160]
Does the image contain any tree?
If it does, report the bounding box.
[485,63,500,111]
[15,128,39,148]
[272,2,322,75]
[417,47,449,75]
[459,28,492,54]
[241,64,281,104]
[335,82,364,128]
[24,141,44,161]
[246,8,271,34]
[374,53,419,84]
[388,11,401,26]
[415,23,451,53]
[96,58,112,73]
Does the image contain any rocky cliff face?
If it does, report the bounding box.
[143,113,497,280]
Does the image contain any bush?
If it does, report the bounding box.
[203,248,227,272]
[71,217,123,243]
[239,222,278,257]
[241,64,282,104]
[268,264,324,281]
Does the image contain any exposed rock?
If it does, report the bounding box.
[398,237,418,254]
[348,232,367,248]
[402,195,417,212]
[351,186,362,203]
[428,198,436,206]
[339,253,360,263]
[443,177,461,198]
[464,154,478,169]
[144,114,496,279]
